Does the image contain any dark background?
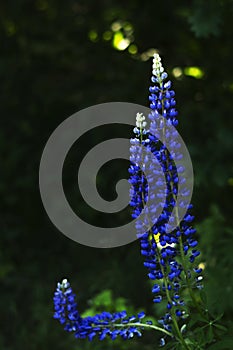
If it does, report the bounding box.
[1,0,233,349]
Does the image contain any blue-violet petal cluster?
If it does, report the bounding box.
[53,279,149,341]
[129,53,203,334]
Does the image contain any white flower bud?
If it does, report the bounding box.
[136,112,147,129]
[152,53,165,80]
[61,278,69,288]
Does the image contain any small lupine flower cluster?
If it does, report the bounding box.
[129,53,203,337]
[53,279,149,341]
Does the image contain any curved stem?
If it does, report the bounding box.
[113,322,173,337]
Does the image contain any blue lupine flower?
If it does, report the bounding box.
[53,279,151,341]
[53,278,81,330]
[129,53,203,334]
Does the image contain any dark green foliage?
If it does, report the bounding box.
[0,0,233,349]
[187,0,223,38]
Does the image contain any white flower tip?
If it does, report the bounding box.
[153,53,161,61]
[152,53,164,79]
[136,112,147,128]
[61,278,69,288]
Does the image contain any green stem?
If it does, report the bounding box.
[158,254,191,350]
[113,322,173,337]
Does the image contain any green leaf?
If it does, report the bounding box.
[211,313,224,322]
[188,0,222,38]
[206,325,214,343]
[213,324,227,332]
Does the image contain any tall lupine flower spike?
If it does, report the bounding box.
[53,279,172,342]
[129,53,205,348]
[149,53,203,289]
